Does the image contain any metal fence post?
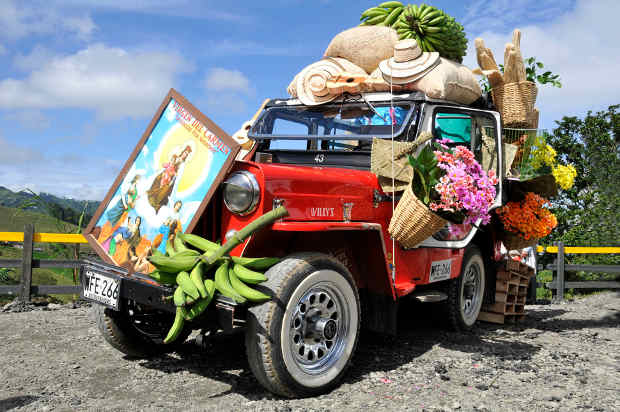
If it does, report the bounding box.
[18,224,34,302]
[557,241,565,301]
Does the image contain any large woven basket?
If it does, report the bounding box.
[491,81,538,127]
[388,185,447,248]
[501,231,538,251]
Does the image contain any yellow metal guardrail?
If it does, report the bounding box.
[536,246,620,254]
[0,232,87,243]
[0,232,618,251]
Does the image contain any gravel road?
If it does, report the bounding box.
[1,292,618,412]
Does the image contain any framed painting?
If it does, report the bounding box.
[84,88,240,273]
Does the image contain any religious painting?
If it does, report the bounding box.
[84,89,240,273]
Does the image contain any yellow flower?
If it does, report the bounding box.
[530,140,557,169]
[552,164,577,190]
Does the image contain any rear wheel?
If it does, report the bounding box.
[245,252,361,397]
[446,246,486,330]
[94,300,191,358]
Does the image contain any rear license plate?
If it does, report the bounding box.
[82,270,120,309]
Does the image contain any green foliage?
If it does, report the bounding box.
[537,105,620,287]
[545,105,619,252]
[0,186,98,228]
[524,57,562,88]
[480,57,561,94]
[0,267,15,283]
[407,144,441,204]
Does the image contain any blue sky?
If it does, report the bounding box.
[0,0,617,200]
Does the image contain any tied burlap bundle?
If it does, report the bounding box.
[481,134,518,177]
[324,26,398,74]
[371,132,433,192]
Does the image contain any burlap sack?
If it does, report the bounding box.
[411,58,482,105]
[371,132,433,192]
[324,26,398,74]
[482,135,518,177]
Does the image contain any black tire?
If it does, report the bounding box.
[94,300,192,358]
[446,246,486,331]
[245,252,361,398]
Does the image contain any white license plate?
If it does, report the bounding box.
[82,270,120,309]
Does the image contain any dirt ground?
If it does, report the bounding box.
[1,292,618,412]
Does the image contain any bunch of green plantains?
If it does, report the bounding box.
[147,206,288,343]
[360,2,467,63]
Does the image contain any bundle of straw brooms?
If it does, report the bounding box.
[474,29,539,129]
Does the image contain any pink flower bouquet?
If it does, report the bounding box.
[431,144,498,225]
[407,140,498,226]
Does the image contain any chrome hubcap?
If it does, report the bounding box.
[288,284,348,374]
[462,262,482,320]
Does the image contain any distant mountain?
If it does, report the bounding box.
[0,186,100,228]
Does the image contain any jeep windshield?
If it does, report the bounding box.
[250,102,417,152]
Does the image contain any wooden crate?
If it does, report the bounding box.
[478,259,533,324]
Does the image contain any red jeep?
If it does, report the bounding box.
[87,91,505,397]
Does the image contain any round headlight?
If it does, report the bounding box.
[223,171,260,215]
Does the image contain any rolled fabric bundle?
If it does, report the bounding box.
[295,57,366,106]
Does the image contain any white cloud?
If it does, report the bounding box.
[204,68,252,95]
[13,45,55,72]
[202,68,254,114]
[0,138,119,200]
[55,0,249,22]
[0,136,45,165]
[464,0,620,129]
[2,110,51,131]
[0,44,193,120]
[207,39,307,57]
[0,0,96,40]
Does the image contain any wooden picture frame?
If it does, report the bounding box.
[84,88,240,273]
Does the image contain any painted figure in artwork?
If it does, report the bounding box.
[102,215,142,256]
[131,245,154,273]
[106,175,141,226]
[156,200,183,255]
[147,146,192,213]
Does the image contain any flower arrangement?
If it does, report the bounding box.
[519,134,576,191]
[551,164,577,190]
[496,192,558,240]
[408,141,498,225]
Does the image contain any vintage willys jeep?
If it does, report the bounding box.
[86,90,506,397]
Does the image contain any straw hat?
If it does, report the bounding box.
[295,57,366,106]
[379,39,440,85]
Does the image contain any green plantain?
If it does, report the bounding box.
[163,307,186,344]
[214,261,246,303]
[228,268,270,302]
[176,271,200,300]
[233,263,267,284]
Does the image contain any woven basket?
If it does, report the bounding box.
[501,231,538,251]
[491,81,538,127]
[388,185,447,248]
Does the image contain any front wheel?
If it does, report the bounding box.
[446,246,486,330]
[245,252,361,398]
[94,300,192,358]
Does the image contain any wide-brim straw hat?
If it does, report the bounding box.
[379,39,440,85]
[295,57,366,106]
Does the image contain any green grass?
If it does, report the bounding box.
[0,205,79,233]
[0,244,81,304]
[0,207,88,304]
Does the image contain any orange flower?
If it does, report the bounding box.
[497,192,557,239]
